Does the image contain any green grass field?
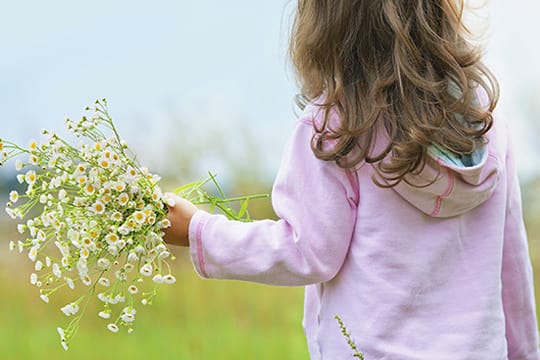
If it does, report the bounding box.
[0,248,309,360]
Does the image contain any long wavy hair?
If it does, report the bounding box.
[289,0,499,186]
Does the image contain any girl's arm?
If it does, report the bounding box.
[168,119,358,286]
[501,136,540,359]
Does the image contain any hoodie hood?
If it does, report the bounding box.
[391,143,500,218]
[366,86,502,218]
[306,90,501,218]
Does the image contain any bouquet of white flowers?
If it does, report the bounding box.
[0,99,265,350]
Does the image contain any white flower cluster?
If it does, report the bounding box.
[1,99,177,350]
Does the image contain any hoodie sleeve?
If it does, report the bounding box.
[186,118,358,286]
[501,132,540,359]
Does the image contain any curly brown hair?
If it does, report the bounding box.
[289,0,499,186]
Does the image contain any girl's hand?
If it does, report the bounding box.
[163,193,198,247]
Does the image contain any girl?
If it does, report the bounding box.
[164,0,540,358]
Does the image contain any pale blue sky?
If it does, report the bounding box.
[1,1,539,181]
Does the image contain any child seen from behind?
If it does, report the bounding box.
[164,0,540,358]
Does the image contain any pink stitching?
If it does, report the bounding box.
[196,220,209,278]
[430,169,455,216]
[345,170,360,205]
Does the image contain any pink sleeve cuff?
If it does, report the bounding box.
[188,210,211,278]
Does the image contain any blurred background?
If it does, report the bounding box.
[0,0,538,358]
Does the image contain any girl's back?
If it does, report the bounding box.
[300,95,538,358]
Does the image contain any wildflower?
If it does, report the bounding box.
[98,311,111,319]
[98,277,110,287]
[15,159,24,171]
[159,251,170,259]
[92,200,105,214]
[5,207,18,219]
[28,246,38,262]
[35,260,43,271]
[163,274,176,284]
[40,294,50,303]
[58,189,67,202]
[9,190,19,203]
[140,263,153,277]
[84,183,95,195]
[115,270,127,281]
[127,252,138,263]
[52,263,62,278]
[160,218,171,228]
[65,277,75,290]
[25,170,37,185]
[57,327,65,340]
[81,274,92,286]
[60,302,80,316]
[121,312,135,323]
[8,241,16,251]
[107,324,119,333]
[114,181,125,192]
[110,211,123,222]
[132,211,146,224]
[76,175,88,185]
[29,154,38,165]
[28,139,38,151]
[121,307,136,323]
[97,258,111,269]
[124,263,134,273]
[99,158,110,169]
[105,233,119,246]
[80,248,90,259]
[30,273,38,285]
[128,285,138,294]
[152,274,164,284]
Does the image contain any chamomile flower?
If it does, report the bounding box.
[65,277,75,290]
[98,311,111,319]
[105,233,119,246]
[98,277,110,287]
[25,170,37,185]
[97,258,111,269]
[163,274,176,284]
[117,193,129,206]
[81,274,92,286]
[92,200,106,214]
[84,183,96,195]
[35,260,43,271]
[15,159,24,171]
[107,323,119,333]
[60,302,80,316]
[140,263,153,277]
[132,211,146,224]
[9,190,19,203]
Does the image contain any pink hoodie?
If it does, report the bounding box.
[187,97,540,359]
